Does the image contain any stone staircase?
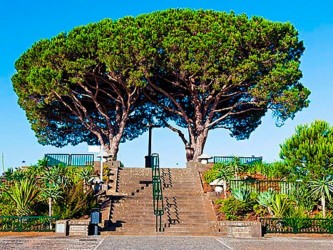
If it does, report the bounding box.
[103,168,155,234]
[162,168,216,235]
[101,167,219,235]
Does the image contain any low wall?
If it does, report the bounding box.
[216,221,262,238]
[68,219,90,236]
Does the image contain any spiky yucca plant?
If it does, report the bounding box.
[308,176,333,218]
[5,179,39,216]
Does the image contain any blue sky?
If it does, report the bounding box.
[1,0,332,171]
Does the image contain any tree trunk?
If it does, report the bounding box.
[48,197,53,229]
[83,180,87,194]
[223,179,227,198]
[48,197,52,217]
[185,131,208,162]
[103,136,121,161]
[322,194,326,218]
[108,144,119,161]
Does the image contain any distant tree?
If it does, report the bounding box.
[280,120,333,180]
[12,19,152,160]
[142,9,310,161]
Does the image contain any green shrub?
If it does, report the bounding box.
[53,180,96,219]
[282,208,312,232]
[253,204,267,217]
[0,192,16,216]
[245,161,291,179]
[282,217,312,232]
[203,163,229,183]
[287,206,309,218]
[314,213,333,233]
[214,199,224,205]
[290,183,316,212]
[266,161,291,179]
[219,197,252,220]
[246,162,266,175]
[225,214,238,220]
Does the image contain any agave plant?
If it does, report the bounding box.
[5,179,39,216]
[270,194,290,218]
[257,191,275,215]
[231,187,251,202]
[257,191,274,207]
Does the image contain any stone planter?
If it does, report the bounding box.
[68,219,90,236]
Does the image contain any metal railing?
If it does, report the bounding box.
[213,156,263,164]
[45,154,94,167]
[151,153,164,232]
[260,218,333,234]
[0,216,57,232]
[229,179,297,195]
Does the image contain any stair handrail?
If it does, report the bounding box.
[151,153,164,232]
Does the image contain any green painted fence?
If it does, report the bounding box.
[213,156,262,165]
[260,218,333,234]
[45,154,94,167]
[229,179,297,195]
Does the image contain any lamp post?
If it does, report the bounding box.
[145,124,160,168]
[100,146,104,182]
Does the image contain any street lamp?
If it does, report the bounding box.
[145,124,160,168]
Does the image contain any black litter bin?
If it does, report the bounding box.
[90,208,101,235]
[145,155,152,168]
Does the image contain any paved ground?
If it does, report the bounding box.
[1,235,333,250]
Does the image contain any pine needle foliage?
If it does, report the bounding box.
[280,120,333,180]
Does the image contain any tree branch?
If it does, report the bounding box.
[163,122,189,145]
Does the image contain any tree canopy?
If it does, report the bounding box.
[13,9,310,162]
[280,120,333,180]
[141,9,310,161]
[12,19,153,159]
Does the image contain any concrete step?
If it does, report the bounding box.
[111,214,156,219]
[110,223,157,229]
[105,167,216,235]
